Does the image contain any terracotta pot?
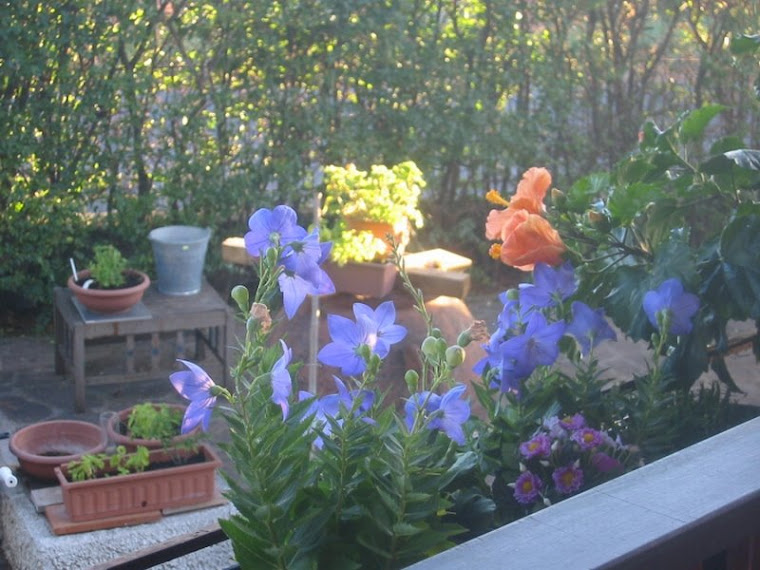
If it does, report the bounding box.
[67,269,150,314]
[325,260,398,298]
[106,403,198,452]
[55,443,221,522]
[345,218,410,257]
[9,420,106,481]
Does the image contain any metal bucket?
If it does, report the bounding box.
[148,225,211,295]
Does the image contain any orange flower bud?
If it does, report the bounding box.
[488,243,502,259]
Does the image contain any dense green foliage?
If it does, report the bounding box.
[1,1,758,318]
[550,105,760,393]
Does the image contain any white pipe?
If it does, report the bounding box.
[0,466,17,488]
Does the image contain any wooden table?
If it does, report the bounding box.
[54,280,234,412]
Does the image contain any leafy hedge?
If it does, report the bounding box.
[1,1,758,320]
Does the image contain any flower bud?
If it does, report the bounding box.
[587,210,611,232]
[404,369,420,393]
[445,345,466,368]
[505,288,519,301]
[431,327,443,339]
[265,246,279,266]
[456,330,472,347]
[358,343,372,362]
[231,285,249,313]
[551,187,566,207]
[249,302,272,333]
[421,336,439,359]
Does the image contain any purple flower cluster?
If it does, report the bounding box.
[244,205,335,319]
[474,262,617,394]
[510,413,628,506]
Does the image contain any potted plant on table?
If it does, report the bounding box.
[67,244,150,314]
[320,160,426,297]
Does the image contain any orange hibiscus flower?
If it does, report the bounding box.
[500,213,565,271]
[485,167,566,271]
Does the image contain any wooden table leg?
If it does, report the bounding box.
[54,298,65,374]
[72,322,86,413]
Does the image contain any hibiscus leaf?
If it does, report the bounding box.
[719,213,760,268]
[679,104,725,143]
[701,149,760,177]
[730,33,760,55]
[604,265,650,341]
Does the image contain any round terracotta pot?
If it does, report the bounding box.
[67,269,150,314]
[9,420,106,481]
[106,403,197,452]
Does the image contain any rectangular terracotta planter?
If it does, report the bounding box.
[54,443,221,522]
[325,260,398,298]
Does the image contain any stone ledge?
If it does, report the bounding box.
[0,474,235,570]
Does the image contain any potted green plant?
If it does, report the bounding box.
[54,443,221,523]
[105,402,199,452]
[67,244,150,314]
[320,160,426,297]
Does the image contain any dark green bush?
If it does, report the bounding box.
[1,1,758,326]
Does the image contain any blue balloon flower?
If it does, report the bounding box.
[519,261,577,311]
[405,384,470,444]
[643,278,700,335]
[271,340,293,419]
[318,302,407,375]
[244,205,306,258]
[169,359,218,433]
[498,312,566,383]
[566,301,617,356]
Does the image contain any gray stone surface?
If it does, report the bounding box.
[0,332,240,569]
[0,473,235,570]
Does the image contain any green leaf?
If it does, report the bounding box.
[719,213,760,268]
[392,522,424,537]
[680,104,725,143]
[701,149,760,175]
[730,34,760,55]
[438,451,477,489]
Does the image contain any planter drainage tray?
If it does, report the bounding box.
[71,297,152,324]
[43,488,226,536]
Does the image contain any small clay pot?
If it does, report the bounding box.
[67,269,150,314]
[106,403,197,452]
[9,420,106,481]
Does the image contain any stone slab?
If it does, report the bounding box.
[1,474,235,569]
